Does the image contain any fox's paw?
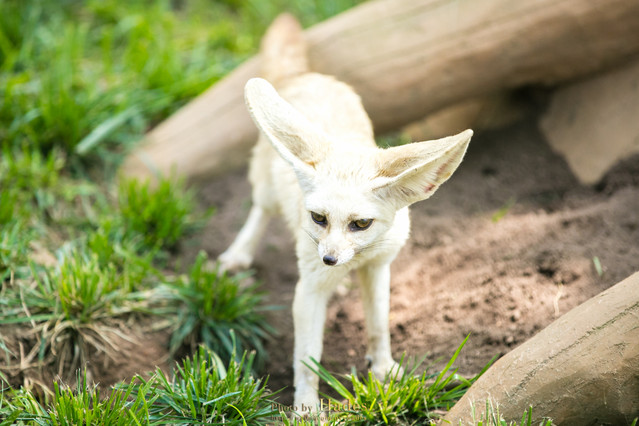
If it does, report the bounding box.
[217,250,252,273]
[368,356,404,381]
[294,388,321,418]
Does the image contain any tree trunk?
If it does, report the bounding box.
[120,0,639,183]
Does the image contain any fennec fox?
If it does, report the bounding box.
[218,14,473,411]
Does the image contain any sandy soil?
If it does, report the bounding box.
[196,112,639,405]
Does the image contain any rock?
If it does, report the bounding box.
[540,58,639,185]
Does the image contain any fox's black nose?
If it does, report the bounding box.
[323,255,338,266]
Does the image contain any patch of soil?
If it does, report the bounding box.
[1,318,170,395]
[90,322,171,389]
[193,114,639,405]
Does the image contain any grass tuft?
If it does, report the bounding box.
[86,217,159,290]
[305,335,495,424]
[0,219,34,282]
[0,250,154,384]
[162,251,276,370]
[117,176,211,252]
[128,344,279,425]
[492,198,517,223]
[47,371,152,426]
[2,345,279,425]
[0,146,63,193]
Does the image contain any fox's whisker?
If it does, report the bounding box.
[357,238,393,255]
[304,228,319,246]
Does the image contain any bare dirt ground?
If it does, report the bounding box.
[192,111,639,405]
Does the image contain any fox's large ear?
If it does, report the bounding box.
[244,78,329,189]
[371,130,473,208]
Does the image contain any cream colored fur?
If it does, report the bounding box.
[218,14,473,413]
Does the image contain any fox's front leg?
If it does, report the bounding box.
[358,261,401,379]
[218,205,269,272]
[292,272,334,412]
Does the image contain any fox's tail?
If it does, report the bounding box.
[260,13,308,87]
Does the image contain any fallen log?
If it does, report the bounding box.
[442,271,639,425]
[401,93,526,142]
[120,57,260,183]
[120,0,639,183]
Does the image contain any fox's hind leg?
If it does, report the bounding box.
[218,205,269,272]
[218,138,275,272]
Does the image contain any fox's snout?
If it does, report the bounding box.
[322,255,338,266]
[320,254,344,266]
[317,238,355,267]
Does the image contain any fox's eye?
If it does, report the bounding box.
[310,211,327,226]
[350,218,373,231]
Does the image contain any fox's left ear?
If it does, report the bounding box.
[371,129,473,208]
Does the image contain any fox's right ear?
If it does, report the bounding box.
[244,78,329,189]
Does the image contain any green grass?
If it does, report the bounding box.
[467,402,553,426]
[592,256,604,277]
[305,335,495,425]
[491,197,517,223]
[2,340,559,426]
[0,346,278,425]
[161,251,276,370]
[0,218,34,281]
[1,1,231,169]
[117,176,211,252]
[0,0,364,175]
[128,345,278,424]
[0,251,152,383]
